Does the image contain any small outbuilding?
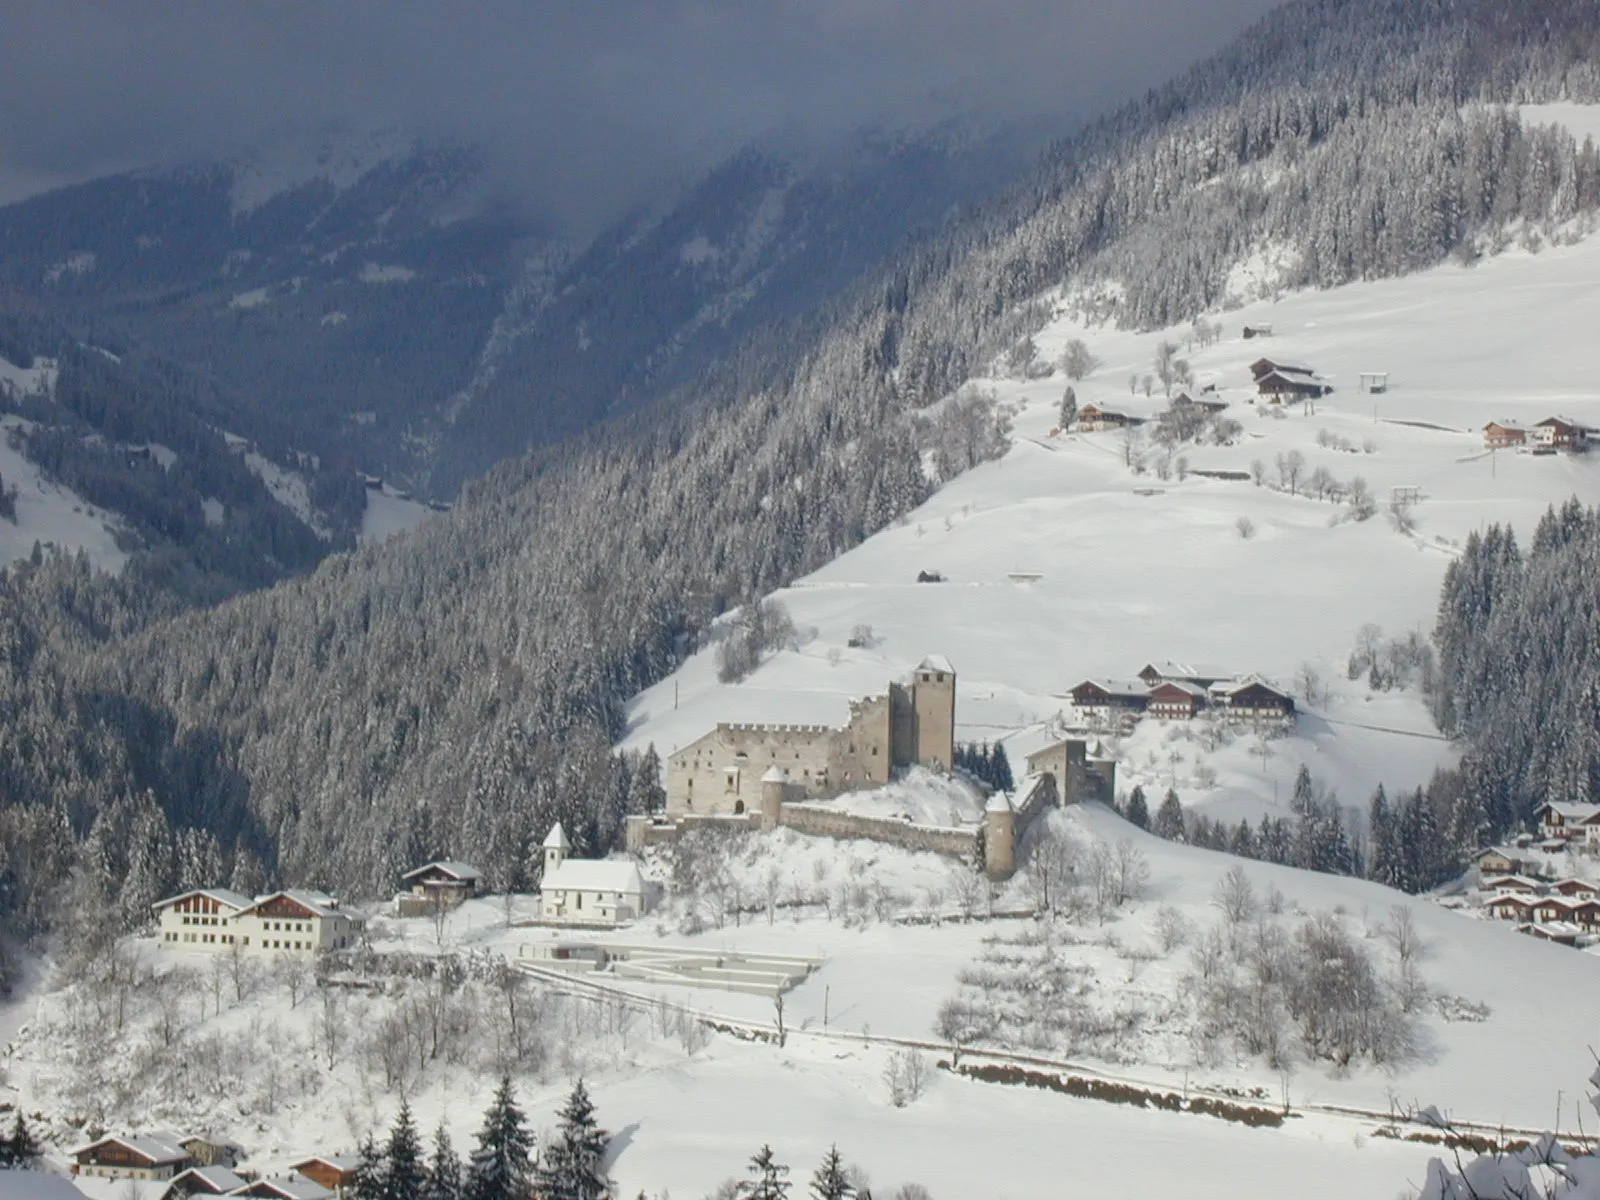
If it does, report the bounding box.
[396,861,482,917]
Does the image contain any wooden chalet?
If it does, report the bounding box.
[1486,893,1536,921]
[234,1180,334,1200]
[1473,844,1550,878]
[1551,878,1599,899]
[1480,874,1541,894]
[1256,369,1328,400]
[291,1156,360,1196]
[1147,681,1206,720]
[1242,324,1273,339]
[1136,661,1230,689]
[396,860,482,917]
[1077,404,1142,432]
[1171,393,1228,414]
[71,1136,192,1181]
[162,1167,247,1198]
[1521,921,1583,946]
[1482,421,1529,450]
[1212,678,1297,721]
[1533,417,1591,452]
[1537,801,1600,843]
[1068,679,1149,715]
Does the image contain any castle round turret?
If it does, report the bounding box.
[760,766,788,831]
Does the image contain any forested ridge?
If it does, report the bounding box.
[4,0,1600,962]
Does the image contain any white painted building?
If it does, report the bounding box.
[153,888,362,955]
[537,823,647,924]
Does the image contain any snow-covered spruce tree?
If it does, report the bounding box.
[382,1100,427,1200]
[535,1080,611,1200]
[808,1147,853,1200]
[1152,791,1185,842]
[1123,786,1149,830]
[0,1111,41,1168]
[424,1125,463,1200]
[741,1146,791,1200]
[465,1078,534,1200]
[352,1136,385,1200]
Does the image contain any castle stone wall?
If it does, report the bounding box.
[776,803,979,859]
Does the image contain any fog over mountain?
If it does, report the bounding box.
[2,0,1283,232]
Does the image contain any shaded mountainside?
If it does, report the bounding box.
[0,122,1045,493]
[4,0,1600,949]
[0,291,360,601]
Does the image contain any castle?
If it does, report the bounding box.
[665,655,957,815]
[630,657,1116,881]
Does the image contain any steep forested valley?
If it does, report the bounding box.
[4,0,1600,978]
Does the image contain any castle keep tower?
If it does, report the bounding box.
[911,655,956,772]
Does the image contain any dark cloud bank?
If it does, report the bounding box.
[0,1,1284,230]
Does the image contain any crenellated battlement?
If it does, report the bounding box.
[717,721,834,735]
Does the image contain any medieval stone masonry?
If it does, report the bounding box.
[665,656,957,816]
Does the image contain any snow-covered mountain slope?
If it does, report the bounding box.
[622,224,1600,824]
[13,804,1597,1199]
[0,415,126,570]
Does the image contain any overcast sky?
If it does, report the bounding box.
[0,1,1284,229]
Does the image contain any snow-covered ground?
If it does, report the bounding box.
[13,805,1599,1198]
[360,485,433,544]
[0,415,126,570]
[621,226,1600,830]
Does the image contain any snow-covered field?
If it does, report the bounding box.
[621,225,1600,830]
[0,414,127,570]
[12,806,1599,1198]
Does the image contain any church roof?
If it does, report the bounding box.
[542,858,644,895]
[543,822,570,849]
[918,654,955,675]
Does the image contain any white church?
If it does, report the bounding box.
[537,823,647,925]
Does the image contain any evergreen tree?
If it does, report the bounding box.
[1059,385,1078,430]
[0,1112,40,1168]
[535,1080,611,1200]
[808,1146,853,1200]
[383,1100,427,1200]
[353,1136,385,1200]
[1229,819,1256,859]
[1290,766,1315,815]
[1153,790,1185,842]
[1256,816,1292,864]
[990,743,1014,793]
[1123,786,1149,830]
[424,1125,463,1200]
[1368,785,1404,890]
[741,1146,790,1200]
[465,1078,533,1200]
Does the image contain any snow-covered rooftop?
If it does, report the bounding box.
[543,823,570,850]
[151,887,253,913]
[400,860,481,883]
[542,858,645,895]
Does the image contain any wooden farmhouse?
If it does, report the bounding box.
[163,1167,247,1198]
[537,823,647,925]
[1171,392,1228,414]
[233,1179,333,1200]
[1210,677,1297,720]
[1472,844,1551,878]
[1242,323,1273,339]
[1531,416,1591,452]
[291,1157,361,1197]
[1077,404,1143,432]
[1147,681,1206,720]
[1537,801,1600,848]
[1068,679,1150,720]
[1137,661,1230,689]
[1482,421,1529,449]
[396,861,482,917]
[71,1135,192,1180]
